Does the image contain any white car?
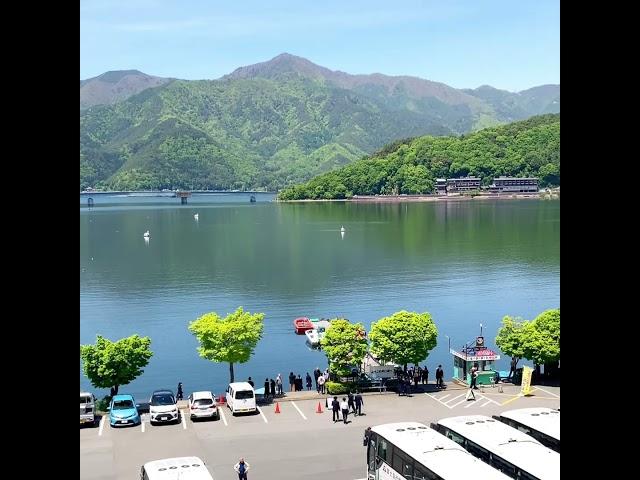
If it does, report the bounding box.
[149,389,179,425]
[188,391,219,421]
[226,382,256,415]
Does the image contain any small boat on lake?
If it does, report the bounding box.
[293,317,314,334]
[305,328,320,346]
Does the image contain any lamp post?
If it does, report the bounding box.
[480,323,483,337]
[445,335,451,352]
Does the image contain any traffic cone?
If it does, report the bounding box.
[275,402,281,414]
[316,402,323,414]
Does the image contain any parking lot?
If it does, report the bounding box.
[80,384,560,480]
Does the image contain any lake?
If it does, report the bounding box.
[80,194,559,399]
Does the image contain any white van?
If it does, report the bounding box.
[140,457,213,480]
[225,382,256,415]
[80,392,97,425]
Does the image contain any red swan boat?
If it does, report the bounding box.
[293,317,314,334]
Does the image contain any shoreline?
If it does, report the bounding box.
[278,192,559,203]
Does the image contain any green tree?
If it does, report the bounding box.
[80,334,153,395]
[369,310,438,368]
[495,315,526,370]
[521,309,560,366]
[188,307,264,383]
[321,318,368,377]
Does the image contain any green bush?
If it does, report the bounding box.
[325,381,359,395]
[96,396,111,413]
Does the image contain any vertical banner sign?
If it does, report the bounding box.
[520,366,533,395]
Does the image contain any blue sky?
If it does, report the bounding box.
[80,0,559,92]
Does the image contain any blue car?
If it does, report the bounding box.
[109,394,141,427]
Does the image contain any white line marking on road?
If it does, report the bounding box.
[475,392,501,405]
[291,401,308,420]
[481,400,492,407]
[532,386,560,398]
[219,409,228,426]
[182,412,187,430]
[450,398,469,408]
[141,419,145,432]
[464,399,477,408]
[257,406,268,423]
[444,394,465,405]
[438,394,450,401]
[98,416,105,436]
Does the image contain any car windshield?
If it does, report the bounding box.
[80,396,91,404]
[235,390,254,400]
[113,399,134,410]
[194,399,214,406]
[151,394,175,406]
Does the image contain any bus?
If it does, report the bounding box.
[494,408,560,452]
[365,422,511,480]
[432,415,560,480]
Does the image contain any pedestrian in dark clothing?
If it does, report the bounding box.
[422,367,429,385]
[306,372,313,390]
[435,365,444,388]
[363,427,372,446]
[296,374,303,391]
[314,368,321,392]
[264,378,270,398]
[331,396,340,422]
[289,372,295,392]
[270,378,276,397]
[176,382,183,401]
[354,392,364,416]
[348,392,356,414]
[247,377,254,388]
[470,364,479,390]
[413,370,419,387]
[340,397,349,424]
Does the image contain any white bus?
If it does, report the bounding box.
[494,408,560,452]
[432,415,560,480]
[365,422,511,480]
[140,457,214,480]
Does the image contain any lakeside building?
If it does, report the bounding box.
[489,177,539,193]
[446,177,481,193]
[436,178,447,195]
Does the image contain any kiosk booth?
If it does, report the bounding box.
[450,336,500,386]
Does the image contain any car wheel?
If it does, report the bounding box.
[150,420,155,426]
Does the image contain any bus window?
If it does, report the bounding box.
[518,471,538,480]
[367,436,377,472]
[490,455,516,477]
[391,448,412,479]
[377,438,389,462]
[413,462,439,480]
[467,440,490,462]
[444,428,465,447]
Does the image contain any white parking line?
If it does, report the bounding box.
[257,406,268,423]
[532,386,560,398]
[444,393,465,405]
[219,408,228,426]
[141,419,145,432]
[439,394,450,401]
[476,392,501,405]
[181,412,187,430]
[291,401,308,420]
[98,416,105,436]
[450,398,469,408]
[464,400,477,408]
[481,400,492,407]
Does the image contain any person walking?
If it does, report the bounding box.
[234,458,250,480]
[470,364,479,390]
[247,377,254,388]
[348,391,356,414]
[276,374,283,395]
[354,391,364,416]
[317,373,326,394]
[340,397,349,424]
[331,396,340,423]
[306,372,313,391]
[289,372,295,392]
[176,382,183,401]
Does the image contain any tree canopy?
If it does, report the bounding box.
[369,310,438,367]
[278,114,560,199]
[80,334,153,395]
[188,306,264,383]
[495,308,560,366]
[321,318,368,377]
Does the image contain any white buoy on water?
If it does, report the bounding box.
[143,230,150,238]
[194,213,199,220]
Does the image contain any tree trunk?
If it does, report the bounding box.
[112,384,119,396]
[229,362,235,383]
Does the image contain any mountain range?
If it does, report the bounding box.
[80,53,559,190]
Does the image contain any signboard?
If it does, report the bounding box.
[450,349,500,362]
[520,366,533,396]
[475,336,485,348]
[379,461,405,480]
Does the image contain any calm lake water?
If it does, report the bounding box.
[80,194,559,399]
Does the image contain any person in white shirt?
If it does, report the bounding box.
[317,374,325,394]
[340,397,349,424]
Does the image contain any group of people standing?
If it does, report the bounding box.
[396,364,446,395]
[288,368,329,393]
[331,391,364,424]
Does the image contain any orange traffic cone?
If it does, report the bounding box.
[316,402,323,414]
[274,402,281,414]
